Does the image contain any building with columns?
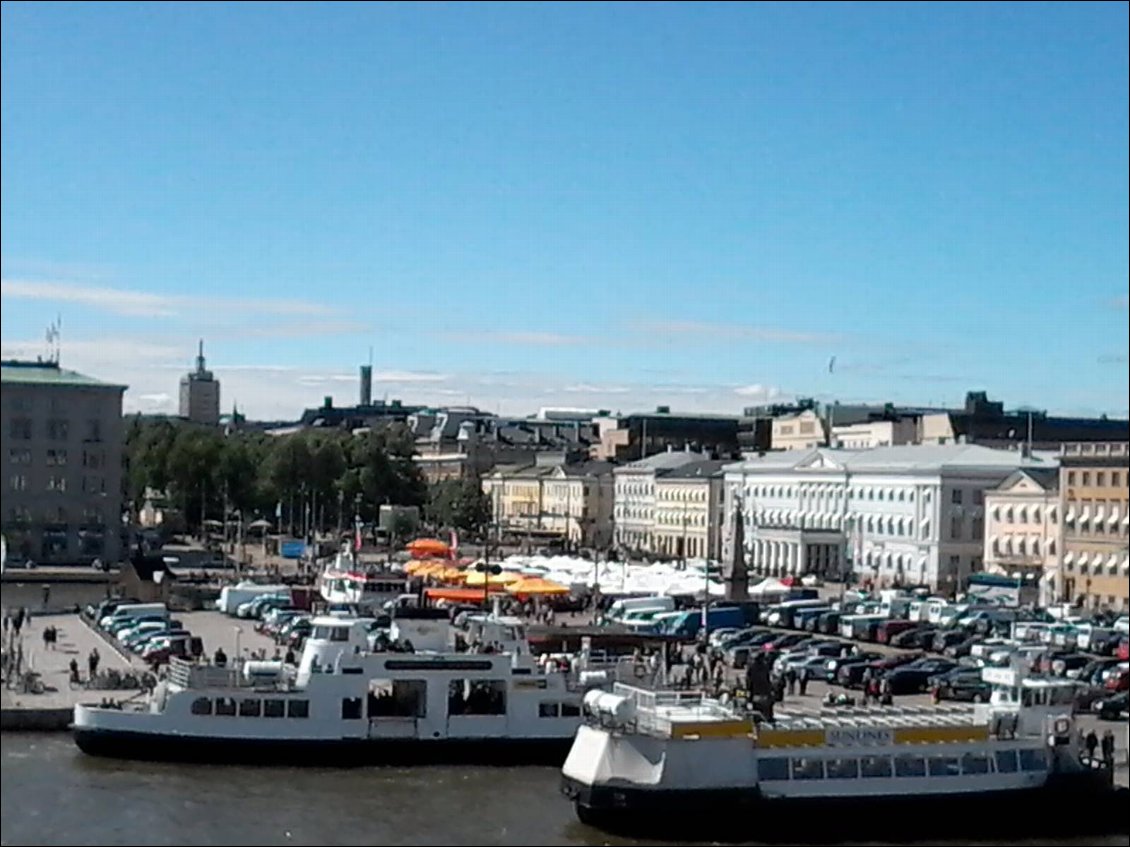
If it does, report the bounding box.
[1058,442,1129,612]
[982,468,1060,605]
[652,460,726,560]
[722,444,1053,593]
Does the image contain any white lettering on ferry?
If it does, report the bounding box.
[825,727,894,747]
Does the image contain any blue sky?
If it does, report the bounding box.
[2,2,1127,419]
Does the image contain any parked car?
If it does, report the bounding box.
[884,658,958,695]
[931,669,992,703]
[1093,691,1129,721]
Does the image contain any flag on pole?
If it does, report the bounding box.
[354,519,363,554]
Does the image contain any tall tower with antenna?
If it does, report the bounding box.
[179,339,221,425]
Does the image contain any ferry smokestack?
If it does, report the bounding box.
[360,364,373,407]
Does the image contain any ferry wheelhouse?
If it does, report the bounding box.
[75,608,607,766]
[561,662,1127,840]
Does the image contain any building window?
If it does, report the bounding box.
[9,418,32,440]
[83,450,104,469]
[1081,472,1090,486]
[973,490,984,506]
[950,515,962,539]
[47,419,69,441]
[46,449,68,466]
[86,419,103,442]
[951,490,963,505]
[9,448,32,464]
[48,476,67,492]
[82,476,105,494]
[10,474,28,492]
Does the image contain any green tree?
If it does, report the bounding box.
[427,476,491,536]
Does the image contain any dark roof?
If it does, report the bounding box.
[660,459,729,479]
[559,460,615,477]
[949,412,1129,445]
[996,467,1060,492]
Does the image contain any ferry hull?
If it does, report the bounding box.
[74,727,573,767]
[562,775,1130,842]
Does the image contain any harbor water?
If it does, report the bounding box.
[2,734,1123,847]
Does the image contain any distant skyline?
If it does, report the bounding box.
[2,3,1127,420]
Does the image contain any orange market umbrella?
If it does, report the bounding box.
[406,538,451,557]
[506,577,570,597]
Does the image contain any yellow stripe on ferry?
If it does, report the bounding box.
[893,725,989,745]
[755,729,825,748]
[671,720,754,739]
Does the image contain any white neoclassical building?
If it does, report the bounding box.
[982,468,1061,605]
[722,444,1055,593]
[652,460,726,560]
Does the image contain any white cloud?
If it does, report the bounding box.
[733,384,785,401]
[1,278,340,319]
[562,383,631,394]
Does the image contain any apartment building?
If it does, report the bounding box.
[652,460,726,560]
[722,444,1050,592]
[2,360,126,565]
[481,460,614,548]
[613,448,715,555]
[982,468,1060,605]
[1058,442,1129,611]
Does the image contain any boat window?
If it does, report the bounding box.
[190,697,213,716]
[341,697,363,720]
[791,758,825,780]
[1019,748,1048,772]
[825,758,859,779]
[961,753,991,775]
[927,756,961,777]
[758,758,790,781]
[330,626,350,642]
[368,679,427,718]
[894,755,926,777]
[287,699,309,719]
[860,756,892,778]
[263,699,285,718]
[539,702,561,718]
[994,750,1018,773]
[214,697,237,716]
[561,702,581,717]
[448,679,507,716]
[1050,687,1076,705]
[239,698,262,718]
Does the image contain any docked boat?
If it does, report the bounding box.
[316,549,409,613]
[74,607,620,766]
[561,662,1129,841]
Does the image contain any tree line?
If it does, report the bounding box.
[123,417,491,538]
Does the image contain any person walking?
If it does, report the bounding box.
[88,648,101,681]
[1085,729,1099,765]
[1100,729,1115,768]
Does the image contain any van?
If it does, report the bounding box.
[607,596,675,621]
[100,603,168,630]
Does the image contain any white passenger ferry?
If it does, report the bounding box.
[561,662,1128,840]
[74,607,612,766]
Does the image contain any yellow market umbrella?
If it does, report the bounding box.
[506,577,570,597]
[464,570,521,587]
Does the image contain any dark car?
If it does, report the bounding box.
[943,636,979,659]
[1094,691,1129,721]
[890,626,936,650]
[884,658,958,695]
[932,630,970,654]
[762,633,809,654]
[931,668,992,703]
[823,651,882,683]
[816,611,842,635]
[838,653,923,689]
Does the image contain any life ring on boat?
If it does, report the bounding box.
[634,664,647,679]
[1053,717,1070,737]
